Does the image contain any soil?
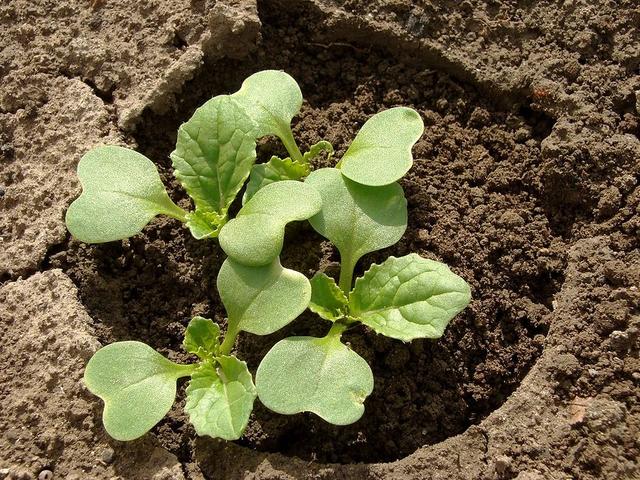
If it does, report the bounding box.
[1,0,639,479]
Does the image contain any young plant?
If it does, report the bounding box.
[242,108,473,426]
[65,70,328,243]
[84,255,312,441]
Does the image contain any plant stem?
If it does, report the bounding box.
[280,126,304,163]
[326,321,348,339]
[175,363,199,378]
[338,256,355,294]
[164,203,189,223]
[219,324,240,356]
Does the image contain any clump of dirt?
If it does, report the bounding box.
[49,4,565,465]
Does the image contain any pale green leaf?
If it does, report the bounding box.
[243,156,310,203]
[219,180,322,267]
[230,70,302,140]
[309,272,347,321]
[256,336,373,425]
[171,95,257,237]
[217,257,311,335]
[183,316,221,360]
[306,168,407,277]
[349,254,472,341]
[84,341,194,441]
[185,356,256,440]
[302,140,334,164]
[66,146,186,243]
[339,107,424,186]
[185,210,226,240]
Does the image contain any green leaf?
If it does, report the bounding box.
[219,180,322,267]
[256,335,374,425]
[66,146,187,243]
[302,140,334,164]
[84,341,194,441]
[244,156,310,203]
[230,70,302,140]
[185,210,226,240]
[309,272,347,321]
[306,168,407,275]
[185,356,256,440]
[339,107,424,186]
[183,316,221,360]
[349,254,472,341]
[217,257,311,336]
[171,95,257,238]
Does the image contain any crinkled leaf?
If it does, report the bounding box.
[231,70,302,139]
[66,146,186,243]
[256,336,373,425]
[339,107,424,186]
[243,156,310,203]
[171,95,257,238]
[219,180,322,267]
[350,254,472,341]
[183,316,221,360]
[185,356,256,440]
[302,140,334,164]
[306,168,407,277]
[309,272,347,321]
[185,210,226,240]
[84,341,193,441]
[217,257,311,335]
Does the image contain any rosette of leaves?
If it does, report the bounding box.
[254,115,472,426]
[65,70,332,243]
[84,256,311,441]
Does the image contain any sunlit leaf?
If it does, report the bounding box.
[219,180,322,267]
[339,107,423,186]
[185,356,256,440]
[217,257,311,336]
[306,168,406,281]
[350,254,471,341]
[84,341,194,441]
[256,335,373,425]
[66,146,186,243]
[309,272,347,321]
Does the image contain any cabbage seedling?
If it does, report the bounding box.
[84,256,311,441]
[253,112,472,426]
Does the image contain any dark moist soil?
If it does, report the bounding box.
[48,4,566,465]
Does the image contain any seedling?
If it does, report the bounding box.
[84,256,311,440]
[70,69,472,440]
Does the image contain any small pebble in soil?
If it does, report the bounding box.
[38,471,53,480]
[100,447,115,464]
[494,455,512,475]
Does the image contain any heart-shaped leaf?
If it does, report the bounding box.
[183,316,221,361]
[256,335,373,425]
[349,254,472,341]
[339,107,424,186]
[217,257,311,336]
[244,156,310,203]
[66,146,187,243]
[185,356,256,440]
[84,341,194,441]
[306,168,407,280]
[309,272,347,321]
[219,180,322,267]
[231,70,302,141]
[171,95,257,238]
